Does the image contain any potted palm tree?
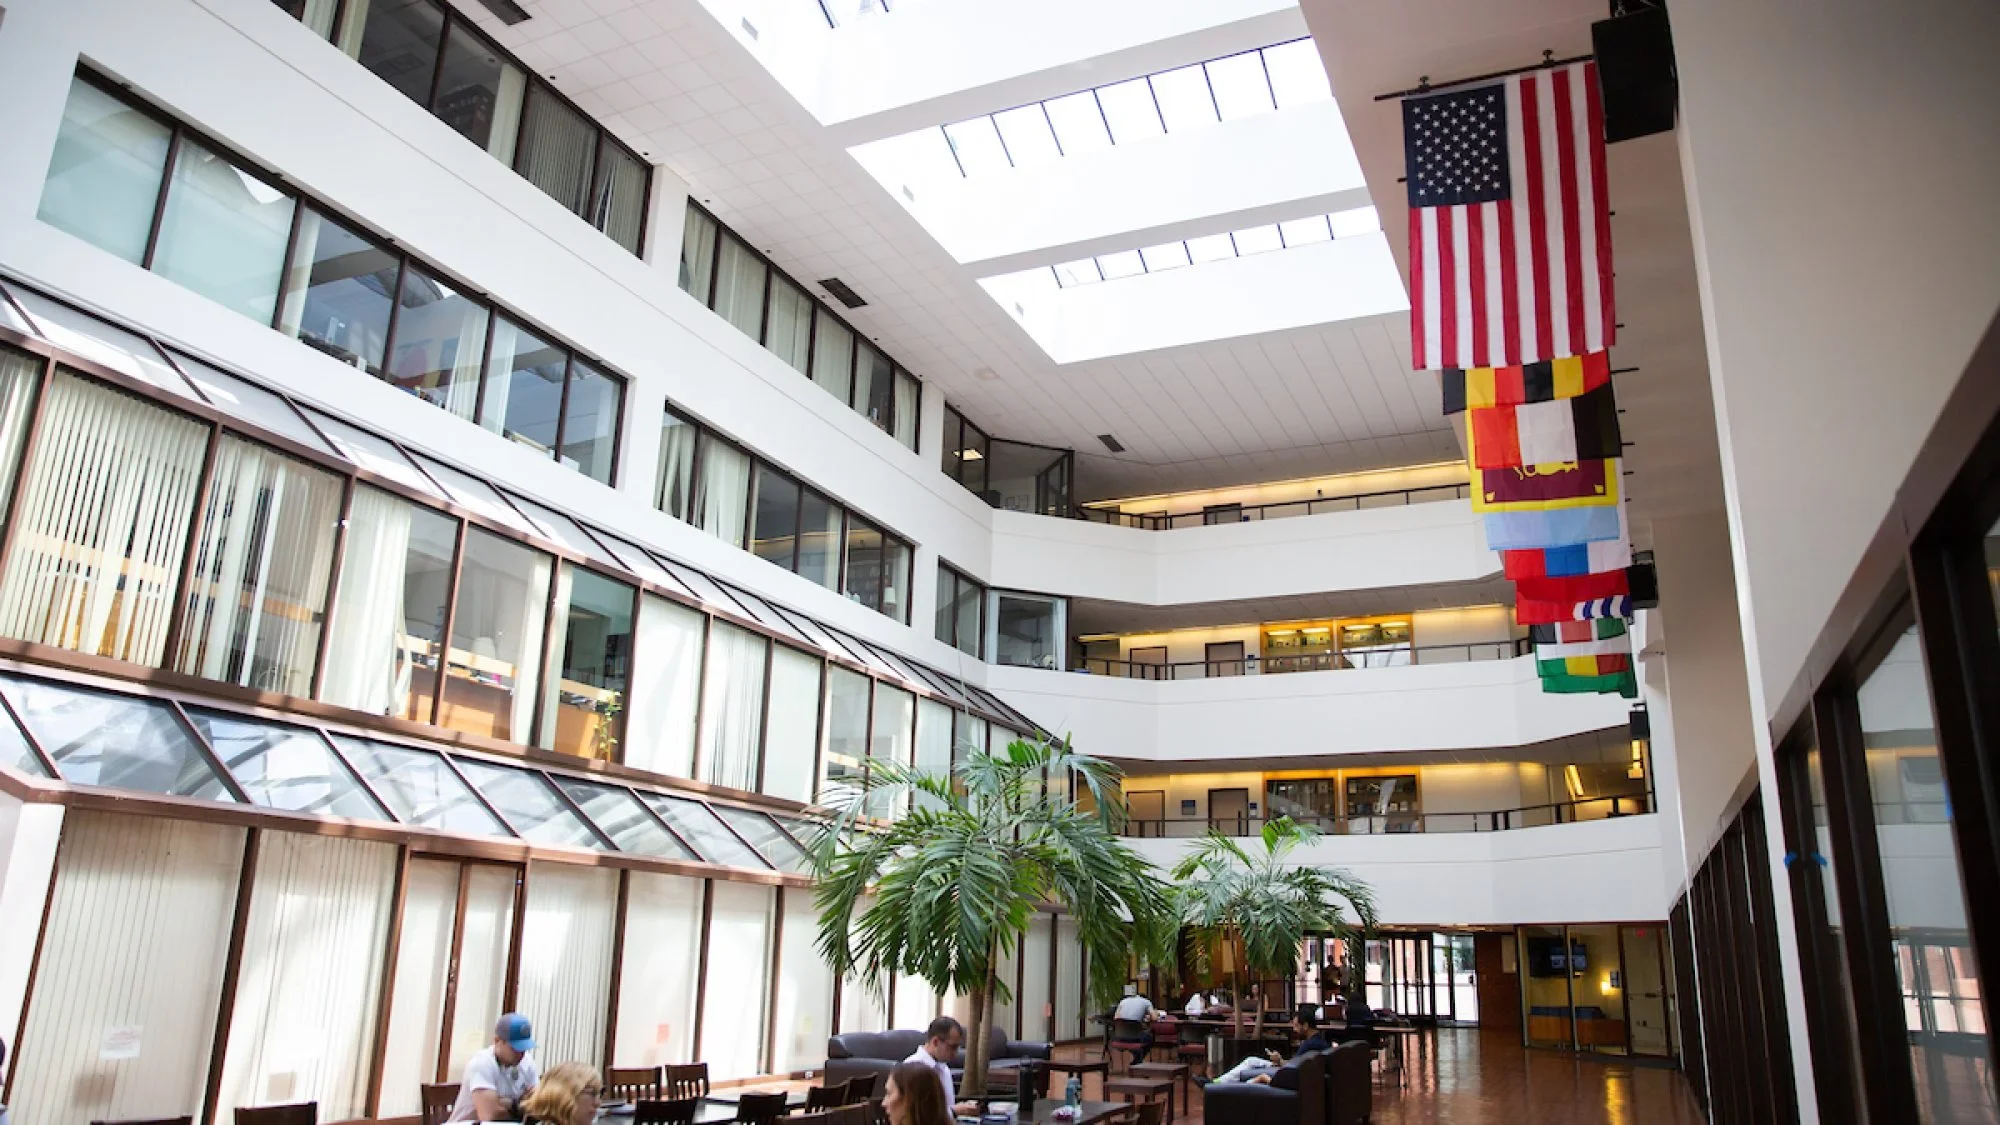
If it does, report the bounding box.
[806,736,1175,1095]
[1172,817,1378,1040]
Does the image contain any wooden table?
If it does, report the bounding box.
[1102,1077,1175,1124]
[1043,1057,1111,1096]
[1028,1099,1127,1125]
[1121,1065,1188,1122]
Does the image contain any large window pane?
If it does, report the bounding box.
[318,487,457,721]
[0,347,40,526]
[0,371,207,666]
[680,207,718,301]
[558,359,620,484]
[454,758,603,849]
[697,620,767,791]
[647,795,767,869]
[763,644,821,804]
[657,406,700,521]
[515,863,618,1066]
[765,275,813,374]
[701,882,775,1078]
[955,570,984,659]
[881,535,912,624]
[774,888,836,1072]
[186,709,385,820]
[590,139,648,253]
[752,465,801,571]
[624,594,702,778]
[869,684,914,819]
[995,592,1062,670]
[893,368,919,450]
[386,263,488,420]
[340,0,445,105]
[855,343,894,432]
[843,517,884,613]
[713,236,768,339]
[551,777,691,859]
[279,209,398,375]
[481,315,566,456]
[0,676,233,800]
[539,565,633,762]
[152,141,296,323]
[695,432,752,548]
[515,83,598,215]
[333,735,509,837]
[915,698,952,812]
[810,312,854,406]
[1857,627,1987,1119]
[272,0,342,38]
[172,436,342,698]
[824,666,869,809]
[615,872,703,1068]
[439,528,550,745]
[433,20,526,163]
[38,76,171,265]
[718,807,810,873]
[797,487,843,591]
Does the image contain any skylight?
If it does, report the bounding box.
[937,38,1330,177]
[1051,207,1381,287]
[816,0,891,28]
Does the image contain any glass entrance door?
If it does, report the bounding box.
[1621,924,1674,1057]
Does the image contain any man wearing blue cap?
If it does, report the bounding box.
[447,1012,541,1122]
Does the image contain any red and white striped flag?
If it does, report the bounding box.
[1403,61,1614,371]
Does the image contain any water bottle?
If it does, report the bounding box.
[1065,1075,1081,1109]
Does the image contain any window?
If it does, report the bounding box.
[341,0,445,105]
[713,235,769,339]
[438,528,551,744]
[702,882,776,1078]
[680,207,718,300]
[881,535,912,624]
[540,565,635,762]
[869,683,914,819]
[914,697,953,811]
[995,592,1064,670]
[765,275,813,374]
[697,620,767,791]
[513,863,618,1064]
[386,262,488,420]
[797,486,844,591]
[37,74,171,264]
[616,872,703,1067]
[893,368,919,450]
[590,138,649,253]
[153,141,297,324]
[515,83,598,217]
[855,342,894,431]
[624,594,704,778]
[752,465,802,570]
[657,406,700,521]
[774,888,837,1072]
[844,516,884,611]
[695,431,752,548]
[763,645,822,804]
[941,404,991,496]
[318,486,459,722]
[823,666,870,808]
[935,562,986,658]
[811,311,855,406]
[558,358,620,482]
[279,208,398,375]
[480,315,565,456]
[433,18,526,163]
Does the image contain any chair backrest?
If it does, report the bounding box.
[806,1080,850,1111]
[420,1083,460,1125]
[234,1104,317,1125]
[790,1112,835,1125]
[608,1066,666,1102]
[634,1097,704,1125]
[828,1103,871,1125]
[1290,1052,1327,1125]
[664,1062,711,1100]
[1150,1020,1180,1048]
[1110,1019,1149,1042]
[1326,1041,1372,1125]
[736,1091,792,1125]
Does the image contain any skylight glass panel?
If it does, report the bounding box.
[1279,216,1334,246]
[1054,259,1102,287]
[333,736,511,837]
[716,584,811,643]
[1262,39,1333,108]
[642,794,771,869]
[550,775,696,860]
[0,285,35,337]
[172,353,333,455]
[1043,92,1112,156]
[1097,250,1146,280]
[0,676,234,801]
[1148,65,1217,132]
[1140,242,1194,272]
[453,758,608,850]
[1330,206,1383,238]
[943,117,1011,176]
[8,288,199,403]
[413,454,538,536]
[305,410,448,502]
[185,708,389,821]
[598,535,695,596]
[712,805,811,873]
[509,494,626,569]
[1096,79,1164,145]
[1232,225,1285,256]
[654,554,753,617]
[0,703,50,777]
[1206,52,1275,121]
[1186,233,1237,263]
[992,106,1062,169]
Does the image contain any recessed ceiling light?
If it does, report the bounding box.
[818,277,868,308]
[1097,434,1126,453]
[974,368,999,381]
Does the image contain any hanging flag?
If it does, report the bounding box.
[1503,536,1632,579]
[1540,667,1638,698]
[1575,594,1632,619]
[1531,618,1627,644]
[1483,505,1623,550]
[1442,351,1612,413]
[1517,592,1633,625]
[1471,458,1619,513]
[1404,61,1615,371]
[1468,384,1623,469]
[1514,568,1630,603]
[1537,651,1631,678]
[1534,633,1630,659]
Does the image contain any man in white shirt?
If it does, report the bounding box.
[1185,992,1207,1016]
[447,1013,541,1122]
[903,1016,980,1116]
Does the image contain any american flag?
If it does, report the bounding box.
[1404,62,1614,371]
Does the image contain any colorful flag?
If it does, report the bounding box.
[1535,633,1630,659]
[1404,61,1615,370]
[1503,536,1632,579]
[1540,667,1638,698]
[1514,568,1630,603]
[1517,592,1634,625]
[1471,458,1620,513]
[1537,652,1631,678]
[1575,595,1632,619]
[1531,618,1627,644]
[1468,384,1623,469]
[1482,505,1623,550]
[1442,351,1612,413]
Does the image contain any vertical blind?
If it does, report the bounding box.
[516,863,619,1068]
[446,864,521,1079]
[624,595,704,778]
[762,644,822,804]
[701,882,775,1078]
[0,346,41,523]
[698,621,767,791]
[1019,914,1052,1042]
[772,889,835,1073]
[1054,916,1083,1040]
[614,872,704,1068]
[377,858,462,1115]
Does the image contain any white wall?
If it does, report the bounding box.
[0,794,65,1075]
[991,655,1629,763]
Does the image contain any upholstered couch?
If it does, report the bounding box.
[1202,1042,1373,1125]
[824,1028,1052,1098]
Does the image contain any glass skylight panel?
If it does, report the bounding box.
[305,409,449,502]
[597,535,695,597]
[943,117,1011,176]
[642,794,771,869]
[6,288,200,403]
[1095,79,1164,145]
[414,454,538,536]
[1330,206,1383,238]
[1140,242,1194,272]
[1232,225,1285,256]
[1053,259,1102,288]
[550,775,696,860]
[509,494,626,569]
[332,735,510,837]
[1262,39,1333,108]
[1148,65,1218,132]
[1279,216,1334,246]
[452,758,608,850]
[0,676,234,801]
[1043,92,1112,156]
[0,285,35,337]
[716,584,811,643]
[1096,250,1146,281]
[1185,233,1238,263]
[185,709,389,821]
[0,703,50,777]
[712,805,811,873]
[170,353,332,454]
[654,555,753,617]
[1206,52,1275,121]
[992,106,1062,169]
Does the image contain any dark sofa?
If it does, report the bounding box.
[1202,1042,1372,1125]
[824,1028,1052,1098]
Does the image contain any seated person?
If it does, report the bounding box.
[1203,1012,1330,1086]
[902,1015,981,1116]
[1185,990,1208,1016]
[448,1013,540,1122]
[1112,991,1158,1064]
[518,1063,600,1125]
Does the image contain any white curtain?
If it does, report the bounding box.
[318,485,415,715]
[1054,917,1082,1040]
[614,872,703,1068]
[439,529,550,745]
[516,863,619,1069]
[990,934,1018,1037]
[868,685,914,820]
[0,370,208,665]
[1019,915,1052,1042]
[698,621,767,791]
[809,315,853,405]
[712,238,768,338]
[11,811,243,1125]
[772,889,834,1072]
[446,865,520,1078]
[625,594,703,778]
[914,698,953,812]
[701,882,774,1078]
[173,437,341,698]
[377,858,459,1116]
[0,345,42,518]
[217,832,396,1117]
[516,85,597,215]
[655,416,699,521]
[765,280,812,373]
[696,438,751,547]
[893,372,918,448]
[761,645,821,804]
[892,972,939,1035]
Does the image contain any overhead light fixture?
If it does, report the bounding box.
[818,277,868,308]
[741,16,760,38]
[958,448,985,461]
[1097,434,1126,453]
[974,368,1000,381]
[473,0,531,24]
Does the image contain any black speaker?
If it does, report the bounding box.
[1627,560,1659,608]
[1592,5,1677,142]
[1629,706,1651,741]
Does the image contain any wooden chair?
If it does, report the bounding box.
[91,1119,194,1125]
[419,1084,459,1125]
[1115,1103,1164,1125]
[634,1097,703,1125]
[664,1062,711,1100]
[827,1104,871,1125]
[789,1112,834,1125]
[735,1091,791,1125]
[234,1106,316,1125]
[1149,1018,1182,1063]
[805,1079,852,1111]
[608,1066,666,1102]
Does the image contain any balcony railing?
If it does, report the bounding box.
[1125,795,1654,838]
[1076,639,1533,680]
[1078,483,1472,530]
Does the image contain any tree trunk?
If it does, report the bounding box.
[965,972,994,1097]
[1231,956,1245,1038]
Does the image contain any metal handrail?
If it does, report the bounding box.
[1077,483,1473,530]
[1122,794,1654,839]
[1076,638,1534,680]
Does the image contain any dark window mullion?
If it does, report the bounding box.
[140,127,185,271]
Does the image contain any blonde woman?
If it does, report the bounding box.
[519,1062,602,1125]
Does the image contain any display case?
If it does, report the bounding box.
[1345,772,1420,833]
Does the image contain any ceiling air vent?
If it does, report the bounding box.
[819,278,868,309]
[1097,434,1126,453]
[473,0,531,25]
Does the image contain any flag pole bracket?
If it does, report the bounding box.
[1374,49,1590,102]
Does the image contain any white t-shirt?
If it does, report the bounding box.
[1185,993,1207,1015]
[1113,995,1155,1022]
[447,1046,540,1123]
[902,1045,956,1106]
